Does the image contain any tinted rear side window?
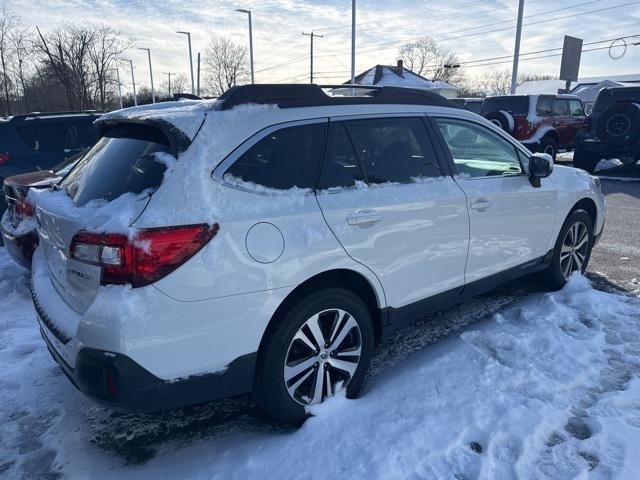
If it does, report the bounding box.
[317,124,364,190]
[481,96,529,115]
[61,125,174,206]
[345,117,442,184]
[536,96,553,115]
[225,122,327,190]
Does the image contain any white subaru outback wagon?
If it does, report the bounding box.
[31,85,605,423]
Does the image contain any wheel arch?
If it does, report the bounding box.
[542,128,560,144]
[256,269,386,367]
[569,197,598,228]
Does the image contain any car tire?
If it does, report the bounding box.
[254,287,374,425]
[540,209,594,290]
[484,110,514,134]
[573,145,598,173]
[596,102,640,146]
[539,136,558,161]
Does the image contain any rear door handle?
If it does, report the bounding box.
[347,210,383,226]
[469,199,491,211]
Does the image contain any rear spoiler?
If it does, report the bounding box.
[94,117,192,154]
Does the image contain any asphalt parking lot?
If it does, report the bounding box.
[555,156,640,293]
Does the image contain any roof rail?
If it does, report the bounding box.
[216,84,459,110]
[10,110,104,121]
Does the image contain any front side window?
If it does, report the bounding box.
[552,99,570,116]
[344,117,441,184]
[435,118,523,178]
[569,100,585,117]
[225,122,327,190]
[536,96,553,115]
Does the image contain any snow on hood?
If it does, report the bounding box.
[99,99,222,141]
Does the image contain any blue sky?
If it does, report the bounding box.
[9,0,640,93]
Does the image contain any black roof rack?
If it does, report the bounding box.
[216,84,460,110]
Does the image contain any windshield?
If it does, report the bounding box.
[60,124,175,207]
[481,96,529,115]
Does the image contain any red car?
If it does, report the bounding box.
[1,153,82,269]
[481,94,587,160]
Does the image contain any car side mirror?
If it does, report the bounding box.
[528,152,553,188]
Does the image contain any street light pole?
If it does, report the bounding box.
[510,0,525,94]
[236,9,255,84]
[163,72,173,97]
[302,31,323,83]
[351,0,356,84]
[177,31,195,94]
[138,47,155,103]
[125,59,137,106]
[115,67,123,109]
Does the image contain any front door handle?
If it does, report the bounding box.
[347,210,383,226]
[469,199,491,211]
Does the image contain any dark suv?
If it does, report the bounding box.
[0,111,101,212]
[481,94,586,159]
[574,86,640,173]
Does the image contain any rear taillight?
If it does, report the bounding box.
[0,152,9,165]
[70,224,218,288]
[15,198,35,217]
[513,115,531,139]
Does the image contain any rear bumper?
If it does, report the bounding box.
[0,225,37,270]
[39,321,257,412]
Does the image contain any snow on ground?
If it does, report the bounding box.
[1,247,640,479]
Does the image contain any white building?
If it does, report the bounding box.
[345,60,459,98]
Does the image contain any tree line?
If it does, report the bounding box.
[0,3,557,118]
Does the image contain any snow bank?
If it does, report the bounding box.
[1,209,35,237]
[2,244,640,478]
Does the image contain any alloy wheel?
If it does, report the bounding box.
[560,221,589,278]
[283,309,362,406]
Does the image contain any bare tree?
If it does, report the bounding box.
[204,35,248,96]
[9,24,32,111]
[397,36,462,83]
[89,25,132,110]
[0,4,18,116]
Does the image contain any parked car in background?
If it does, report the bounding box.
[574,86,640,173]
[31,85,605,424]
[1,151,85,269]
[0,111,101,213]
[450,97,484,115]
[480,94,587,159]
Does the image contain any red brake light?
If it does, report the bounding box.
[15,198,35,217]
[0,152,9,165]
[70,224,218,288]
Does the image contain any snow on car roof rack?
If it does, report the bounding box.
[216,84,459,110]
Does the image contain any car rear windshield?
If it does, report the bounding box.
[481,96,529,115]
[593,90,640,112]
[60,124,175,206]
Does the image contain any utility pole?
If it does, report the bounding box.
[125,59,137,106]
[163,72,173,97]
[115,68,123,109]
[138,47,155,103]
[236,9,255,83]
[177,31,195,94]
[197,52,201,96]
[510,0,525,94]
[351,0,356,84]
[302,31,323,83]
